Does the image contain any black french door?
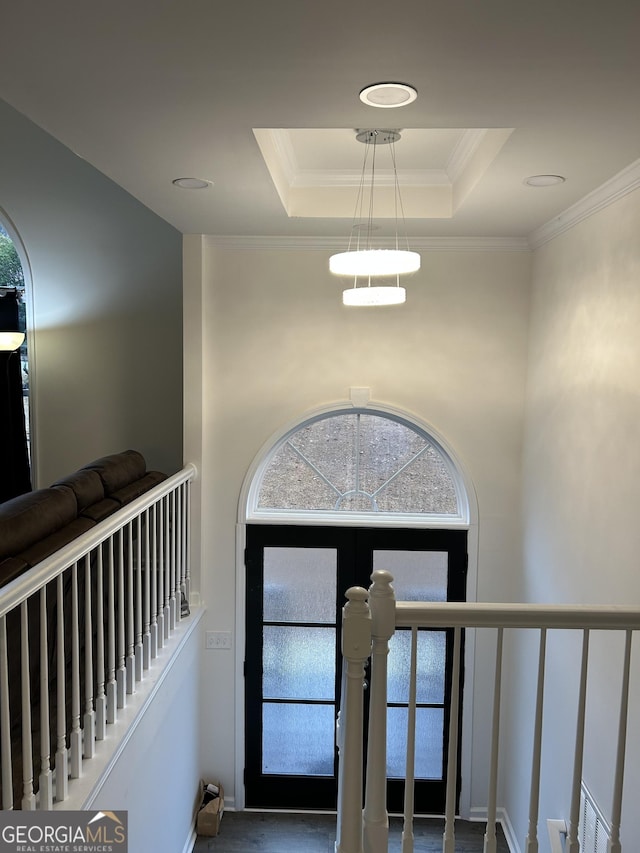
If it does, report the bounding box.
[244,524,467,812]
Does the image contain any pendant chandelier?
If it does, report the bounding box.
[330,129,420,306]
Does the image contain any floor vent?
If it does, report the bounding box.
[580,781,610,853]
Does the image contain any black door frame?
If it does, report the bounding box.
[244,524,467,812]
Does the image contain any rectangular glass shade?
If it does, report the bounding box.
[388,629,446,704]
[263,626,335,700]
[373,549,448,602]
[264,547,337,623]
[386,706,445,780]
[262,702,335,776]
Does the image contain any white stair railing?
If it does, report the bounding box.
[0,463,195,810]
[336,570,640,853]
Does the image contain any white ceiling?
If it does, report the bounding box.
[1,0,640,242]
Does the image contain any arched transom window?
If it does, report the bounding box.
[248,410,468,525]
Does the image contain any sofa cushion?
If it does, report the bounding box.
[0,557,30,587]
[0,486,77,561]
[80,497,121,523]
[18,518,96,567]
[82,449,147,495]
[51,469,105,512]
[109,470,167,506]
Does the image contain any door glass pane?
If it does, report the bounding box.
[262,703,335,775]
[386,707,445,780]
[388,630,446,704]
[373,550,448,601]
[264,626,335,700]
[264,547,337,622]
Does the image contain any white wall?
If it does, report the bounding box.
[185,238,531,809]
[86,619,203,853]
[502,187,640,850]
[0,98,183,485]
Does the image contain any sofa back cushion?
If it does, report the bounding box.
[0,485,77,561]
[52,468,105,512]
[82,449,147,495]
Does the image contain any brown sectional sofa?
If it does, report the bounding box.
[0,449,166,589]
[0,450,167,808]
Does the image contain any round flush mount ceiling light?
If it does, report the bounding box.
[359,82,418,108]
[524,174,566,187]
[172,177,212,189]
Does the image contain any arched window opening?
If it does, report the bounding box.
[0,220,31,499]
[248,410,468,526]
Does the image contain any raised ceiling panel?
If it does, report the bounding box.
[253,127,513,219]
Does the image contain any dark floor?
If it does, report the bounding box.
[193,811,511,852]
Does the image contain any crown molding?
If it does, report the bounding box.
[290,168,451,188]
[528,157,640,249]
[203,235,530,252]
[446,129,487,182]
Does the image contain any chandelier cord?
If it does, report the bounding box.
[347,132,373,258]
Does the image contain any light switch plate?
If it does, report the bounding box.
[205,631,232,650]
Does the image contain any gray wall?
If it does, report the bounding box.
[0,98,183,485]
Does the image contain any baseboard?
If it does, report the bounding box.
[499,808,522,853]
[468,806,522,853]
[183,824,197,853]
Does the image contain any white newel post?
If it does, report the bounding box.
[363,570,396,853]
[336,586,372,853]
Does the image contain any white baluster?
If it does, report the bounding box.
[106,538,117,724]
[69,564,82,779]
[163,495,171,640]
[0,614,13,809]
[336,586,371,853]
[143,508,152,669]
[157,500,165,649]
[21,601,36,809]
[524,629,547,853]
[169,490,177,630]
[135,515,143,681]
[483,627,503,853]
[55,575,68,801]
[116,531,126,708]
[565,630,589,853]
[401,626,418,853]
[83,555,96,759]
[183,482,191,604]
[364,570,395,853]
[150,503,159,659]
[443,626,462,853]
[176,487,183,621]
[95,545,106,741]
[39,587,53,808]
[607,629,632,853]
[126,523,135,694]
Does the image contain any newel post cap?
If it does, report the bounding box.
[342,586,371,662]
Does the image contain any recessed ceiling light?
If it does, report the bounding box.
[172,177,212,189]
[359,82,418,108]
[523,174,566,187]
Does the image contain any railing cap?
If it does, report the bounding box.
[395,601,640,630]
